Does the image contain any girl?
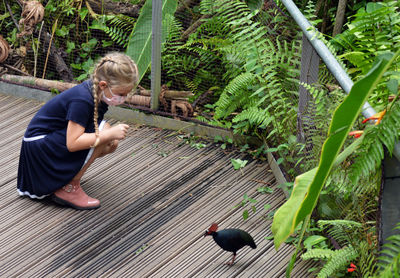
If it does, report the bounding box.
[17,52,139,210]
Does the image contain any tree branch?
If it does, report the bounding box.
[332,0,347,37]
[180,14,210,41]
[5,0,20,31]
[85,0,141,17]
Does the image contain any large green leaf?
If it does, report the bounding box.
[272,52,397,249]
[126,0,177,83]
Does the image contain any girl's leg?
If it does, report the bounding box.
[53,123,119,210]
[73,138,118,181]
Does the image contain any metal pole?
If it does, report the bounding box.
[281,0,400,161]
[151,0,162,110]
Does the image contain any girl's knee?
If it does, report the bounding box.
[103,122,111,129]
[99,139,118,157]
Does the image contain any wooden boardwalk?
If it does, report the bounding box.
[0,93,316,277]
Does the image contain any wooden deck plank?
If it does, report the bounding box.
[0,93,317,277]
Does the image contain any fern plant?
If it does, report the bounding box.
[214,72,256,119]
[315,173,381,276]
[331,1,400,110]
[332,1,400,76]
[194,0,302,145]
[162,0,302,149]
[317,220,363,246]
[373,222,400,277]
[350,98,400,185]
[101,14,136,48]
[301,220,365,277]
[302,246,359,278]
[160,5,230,97]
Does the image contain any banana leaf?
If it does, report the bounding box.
[126,0,177,83]
[272,51,397,250]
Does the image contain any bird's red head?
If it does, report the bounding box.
[204,223,218,236]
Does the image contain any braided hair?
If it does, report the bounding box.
[90,52,139,147]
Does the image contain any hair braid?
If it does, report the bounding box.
[91,65,102,147]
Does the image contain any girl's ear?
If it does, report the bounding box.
[98,81,108,90]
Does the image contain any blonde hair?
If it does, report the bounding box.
[91,52,139,146]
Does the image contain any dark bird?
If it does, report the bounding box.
[204,223,257,265]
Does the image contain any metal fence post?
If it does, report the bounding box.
[151,0,162,110]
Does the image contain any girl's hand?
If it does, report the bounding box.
[109,123,129,140]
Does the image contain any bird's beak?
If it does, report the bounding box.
[204,230,209,237]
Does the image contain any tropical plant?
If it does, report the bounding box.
[159,1,239,101]
[349,100,400,185]
[317,220,363,245]
[331,1,400,109]
[301,219,379,277]
[91,14,136,48]
[326,0,400,191]
[301,245,358,278]
[272,51,398,276]
[192,0,301,147]
[126,0,178,83]
[374,222,400,277]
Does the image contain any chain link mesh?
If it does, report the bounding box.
[0,0,345,176]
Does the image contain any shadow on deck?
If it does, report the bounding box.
[0,93,317,277]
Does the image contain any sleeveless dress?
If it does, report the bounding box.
[17,80,108,199]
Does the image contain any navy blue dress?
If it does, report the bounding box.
[17,80,108,198]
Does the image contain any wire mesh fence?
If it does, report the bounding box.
[0,0,349,178]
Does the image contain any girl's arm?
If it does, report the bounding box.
[66,120,129,152]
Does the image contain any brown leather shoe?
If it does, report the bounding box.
[52,183,100,210]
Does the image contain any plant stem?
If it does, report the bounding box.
[42,18,58,79]
[286,213,311,278]
[32,21,44,77]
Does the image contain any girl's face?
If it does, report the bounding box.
[99,81,134,97]
[99,81,135,106]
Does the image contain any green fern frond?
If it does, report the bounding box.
[375,222,400,277]
[317,219,362,246]
[301,248,335,260]
[189,16,229,39]
[232,106,274,129]
[305,25,349,73]
[297,81,344,166]
[317,219,363,230]
[162,13,183,44]
[358,240,378,277]
[183,77,199,94]
[350,100,400,185]
[299,82,327,114]
[318,246,358,278]
[103,14,136,47]
[331,1,400,76]
[183,37,231,50]
[200,0,251,25]
[378,260,400,278]
[194,115,211,124]
[302,246,358,278]
[217,15,301,136]
[214,72,255,119]
[303,0,320,25]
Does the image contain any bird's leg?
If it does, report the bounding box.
[226,253,236,266]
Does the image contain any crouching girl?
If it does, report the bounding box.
[17,52,138,210]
